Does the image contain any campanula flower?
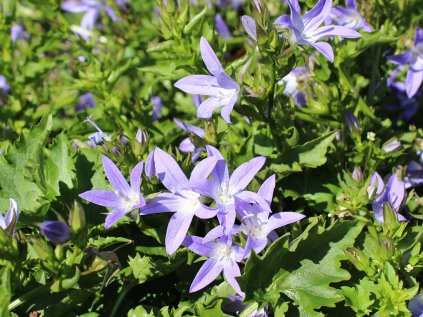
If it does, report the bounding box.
[79,156,145,229]
[174,37,240,124]
[11,24,30,42]
[388,28,423,98]
[75,93,96,112]
[151,95,162,120]
[0,76,10,96]
[174,119,205,162]
[183,234,245,296]
[235,176,305,256]
[41,221,71,244]
[215,13,232,39]
[0,199,19,235]
[278,67,310,106]
[241,15,258,42]
[345,111,360,133]
[409,293,423,317]
[192,146,268,234]
[274,0,361,62]
[143,148,218,255]
[404,161,423,189]
[84,115,111,147]
[326,0,372,32]
[369,172,406,223]
[61,0,119,40]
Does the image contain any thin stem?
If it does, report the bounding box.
[9,285,50,311]
[110,280,137,317]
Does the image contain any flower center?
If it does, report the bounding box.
[117,190,139,210]
[218,181,234,206]
[213,244,233,265]
[241,216,267,239]
[182,190,201,209]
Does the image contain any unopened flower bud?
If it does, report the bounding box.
[367,132,376,141]
[352,167,363,182]
[345,111,360,134]
[41,221,71,244]
[382,139,401,153]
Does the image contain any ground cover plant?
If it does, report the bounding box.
[0,0,422,316]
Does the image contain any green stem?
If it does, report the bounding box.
[9,285,50,311]
[110,280,137,317]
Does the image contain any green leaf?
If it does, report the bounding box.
[0,114,53,212]
[0,267,11,317]
[44,133,75,199]
[270,131,337,175]
[240,220,364,317]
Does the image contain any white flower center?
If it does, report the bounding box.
[117,190,139,210]
[213,244,233,265]
[241,216,267,239]
[218,181,234,206]
[182,190,201,210]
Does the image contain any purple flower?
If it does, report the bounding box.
[174,37,240,124]
[382,139,401,153]
[386,68,420,120]
[192,146,268,234]
[135,128,147,145]
[404,161,423,189]
[75,92,96,112]
[224,295,268,316]
[151,95,162,120]
[215,13,232,39]
[183,235,245,296]
[409,293,423,317]
[174,119,205,162]
[388,28,423,98]
[84,115,111,147]
[345,111,360,133]
[241,15,258,42]
[234,176,305,256]
[0,76,11,96]
[326,0,372,32]
[11,24,30,42]
[41,221,71,244]
[0,199,19,235]
[143,148,218,255]
[369,172,406,223]
[79,156,145,229]
[61,0,119,40]
[277,67,310,106]
[274,0,361,62]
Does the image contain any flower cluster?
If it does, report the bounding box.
[79,146,305,296]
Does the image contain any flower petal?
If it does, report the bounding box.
[274,14,293,29]
[80,9,100,30]
[130,161,144,193]
[174,119,205,137]
[174,75,222,96]
[61,2,89,12]
[165,211,195,255]
[154,148,189,191]
[386,174,405,211]
[102,156,131,196]
[306,40,334,62]
[258,174,276,206]
[190,258,223,293]
[105,208,128,229]
[311,25,361,40]
[197,97,223,119]
[79,190,120,208]
[302,0,333,34]
[183,235,215,257]
[200,37,225,77]
[346,0,357,8]
[286,0,301,23]
[414,27,423,45]
[267,212,305,232]
[190,156,218,181]
[241,15,258,41]
[388,51,412,66]
[223,261,244,297]
[142,193,185,215]
[229,156,266,194]
[406,69,423,98]
[220,93,238,124]
[179,138,195,153]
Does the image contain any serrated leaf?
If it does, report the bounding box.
[270,131,337,175]
[44,133,75,198]
[0,114,53,212]
[240,221,364,317]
